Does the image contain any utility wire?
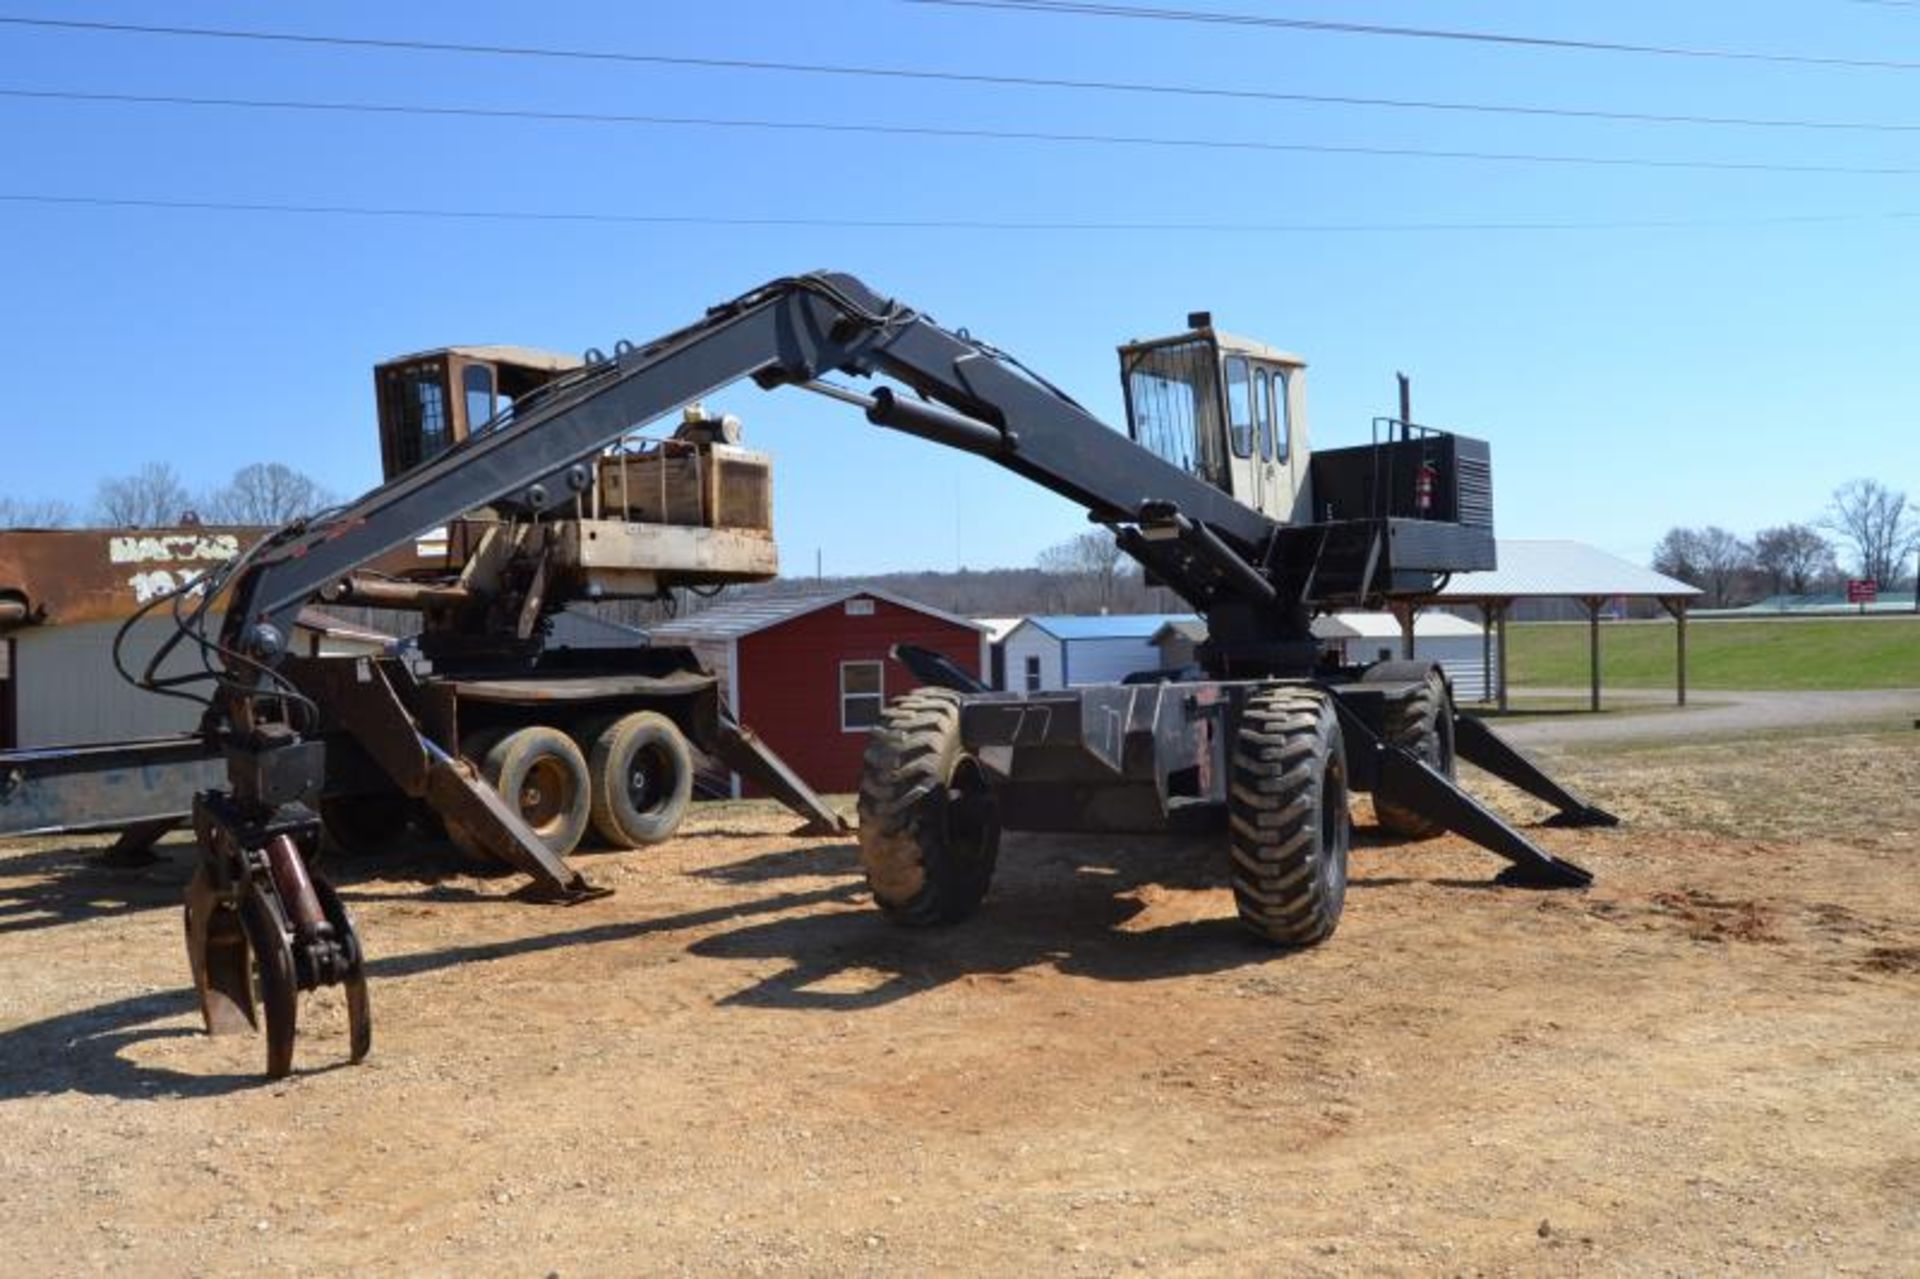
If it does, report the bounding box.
[1,192,1913,234]
[907,0,1920,71]
[2,15,1919,134]
[10,87,1920,175]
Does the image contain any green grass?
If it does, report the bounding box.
[1505,615,1920,691]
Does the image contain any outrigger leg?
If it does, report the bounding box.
[1333,703,1595,888]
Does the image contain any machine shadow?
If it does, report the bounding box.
[0,840,197,936]
[0,877,873,1102]
[687,830,1289,1010]
[0,822,1511,1097]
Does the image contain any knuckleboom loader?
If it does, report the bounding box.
[155,272,1612,1076]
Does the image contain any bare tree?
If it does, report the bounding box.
[1751,524,1837,596]
[1694,527,1754,607]
[1037,530,1130,612]
[94,462,193,528]
[1653,526,1751,606]
[204,462,335,526]
[1651,527,1705,587]
[0,496,75,527]
[1822,479,1919,587]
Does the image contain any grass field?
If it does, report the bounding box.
[1506,615,1920,691]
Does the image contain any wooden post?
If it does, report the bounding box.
[1661,596,1689,706]
[1479,601,1494,705]
[1584,596,1604,712]
[1395,601,1417,660]
[1495,602,1510,712]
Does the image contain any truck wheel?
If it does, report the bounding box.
[444,730,509,867]
[857,689,1000,926]
[1372,668,1455,840]
[478,726,592,857]
[1228,685,1350,947]
[587,712,694,848]
[318,793,414,859]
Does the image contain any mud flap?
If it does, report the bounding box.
[1335,701,1593,888]
[709,709,851,836]
[1453,715,1620,828]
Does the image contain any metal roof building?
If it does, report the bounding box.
[1418,539,1701,711]
[997,613,1197,691]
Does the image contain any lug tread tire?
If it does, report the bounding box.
[856,689,999,927]
[1374,669,1455,840]
[1227,685,1350,947]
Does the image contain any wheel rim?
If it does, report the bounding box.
[626,742,673,817]
[519,756,572,835]
[945,756,995,865]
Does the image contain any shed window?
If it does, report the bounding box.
[1024,654,1042,692]
[840,660,884,731]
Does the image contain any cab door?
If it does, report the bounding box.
[1222,355,1262,509]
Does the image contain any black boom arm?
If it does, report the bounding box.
[220,272,1281,660]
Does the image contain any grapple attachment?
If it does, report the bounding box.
[187,795,370,1079]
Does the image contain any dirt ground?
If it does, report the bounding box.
[2,725,1916,1276]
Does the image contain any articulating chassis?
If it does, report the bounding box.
[154,271,1610,1076]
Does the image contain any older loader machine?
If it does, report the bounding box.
[138,271,1611,1077]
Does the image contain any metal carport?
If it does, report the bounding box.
[1391,539,1702,712]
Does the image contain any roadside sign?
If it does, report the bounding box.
[1847,579,1878,605]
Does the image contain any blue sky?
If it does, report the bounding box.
[1,1,1915,571]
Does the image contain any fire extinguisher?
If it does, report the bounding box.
[1414,460,1437,516]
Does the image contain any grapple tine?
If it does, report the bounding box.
[183,863,256,1036]
[239,888,300,1080]
[311,872,372,1064]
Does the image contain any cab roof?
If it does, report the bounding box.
[1118,327,1307,369]
[380,345,584,373]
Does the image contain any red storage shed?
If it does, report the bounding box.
[647,587,986,796]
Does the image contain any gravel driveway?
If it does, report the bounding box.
[1490,687,1920,747]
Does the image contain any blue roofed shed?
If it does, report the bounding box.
[996,613,1195,691]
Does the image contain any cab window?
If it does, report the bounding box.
[1224,356,1253,458]
[1122,338,1228,489]
[381,363,452,476]
[1271,368,1292,463]
[1254,369,1274,462]
[462,364,496,433]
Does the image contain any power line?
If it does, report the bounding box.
[1,15,1917,134]
[0,191,1912,234]
[908,0,1920,71]
[10,87,1920,177]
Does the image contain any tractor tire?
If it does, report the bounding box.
[587,711,694,848]
[471,726,593,859]
[1227,684,1351,947]
[856,688,1000,926]
[318,792,414,859]
[1372,667,1456,840]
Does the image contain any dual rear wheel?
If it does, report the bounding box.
[451,712,693,865]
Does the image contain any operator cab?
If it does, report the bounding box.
[1118,315,1310,524]
[376,346,582,482]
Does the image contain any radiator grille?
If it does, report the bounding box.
[1456,453,1494,531]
